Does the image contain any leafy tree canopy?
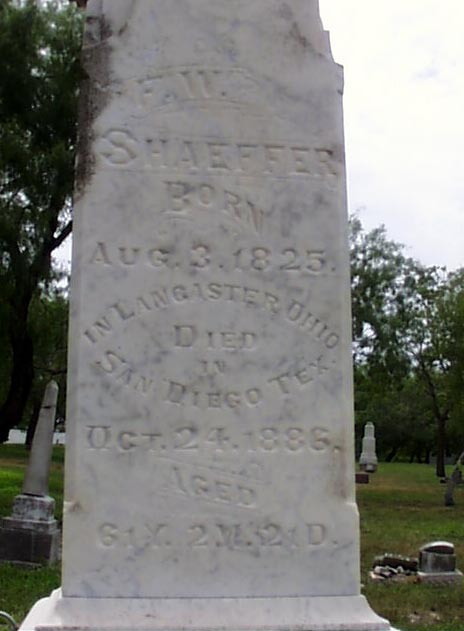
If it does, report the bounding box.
[350,216,464,475]
[0,0,82,441]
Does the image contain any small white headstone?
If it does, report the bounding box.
[359,422,378,473]
[21,2,393,630]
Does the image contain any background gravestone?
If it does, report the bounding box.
[21,2,393,630]
[0,381,59,566]
[359,422,378,473]
[418,541,463,584]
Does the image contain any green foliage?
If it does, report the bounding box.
[442,270,464,425]
[0,291,69,429]
[0,563,61,626]
[0,0,81,262]
[0,0,82,439]
[28,291,69,423]
[350,216,464,471]
[350,215,413,377]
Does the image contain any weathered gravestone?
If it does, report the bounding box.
[21,2,394,630]
[0,381,60,566]
[359,422,378,473]
[418,541,463,584]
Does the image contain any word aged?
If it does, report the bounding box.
[167,464,257,509]
[85,425,332,455]
[97,521,328,551]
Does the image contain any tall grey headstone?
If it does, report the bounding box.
[21,2,394,630]
[0,380,59,565]
[22,380,59,496]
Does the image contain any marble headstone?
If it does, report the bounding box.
[359,422,378,473]
[418,541,463,584]
[0,381,59,565]
[21,2,393,630]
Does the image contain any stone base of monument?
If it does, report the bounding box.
[0,494,60,566]
[356,472,370,484]
[359,464,377,474]
[417,570,463,585]
[20,589,397,631]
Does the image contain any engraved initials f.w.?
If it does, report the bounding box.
[178,69,220,100]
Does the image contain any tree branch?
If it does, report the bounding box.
[51,219,73,251]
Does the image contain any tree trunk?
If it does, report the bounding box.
[386,445,399,462]
[435,416,447,478]
[0,321,34,443]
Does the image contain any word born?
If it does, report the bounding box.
[85,425,331,455]
[164,181,264,233]
[98,521,327,551]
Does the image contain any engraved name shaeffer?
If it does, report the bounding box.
[96,130,337,179]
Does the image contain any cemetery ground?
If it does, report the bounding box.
[0,447,463,631]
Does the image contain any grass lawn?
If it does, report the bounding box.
[0,445,63,624]
[360,463,464,630]
[1,447,464,629]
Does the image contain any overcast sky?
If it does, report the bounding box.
[319,0,463,271]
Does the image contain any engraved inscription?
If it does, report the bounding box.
[97,129,138,166]
[167,464,257,509]
[83,282,340,350]
[134,67,263,111]
[234,247,328,274]
[164,382,263,409]
[174,326,257,351]
[98,523,171,549]
[89,351,332,404]
[93,350,155,396]
[268,356,329,395]
[85,425,332,455]
[163,181,264,232]
[90,241,335,275]
[97,521,328,551]
[95,131,338,179]
[199,360,228,376]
